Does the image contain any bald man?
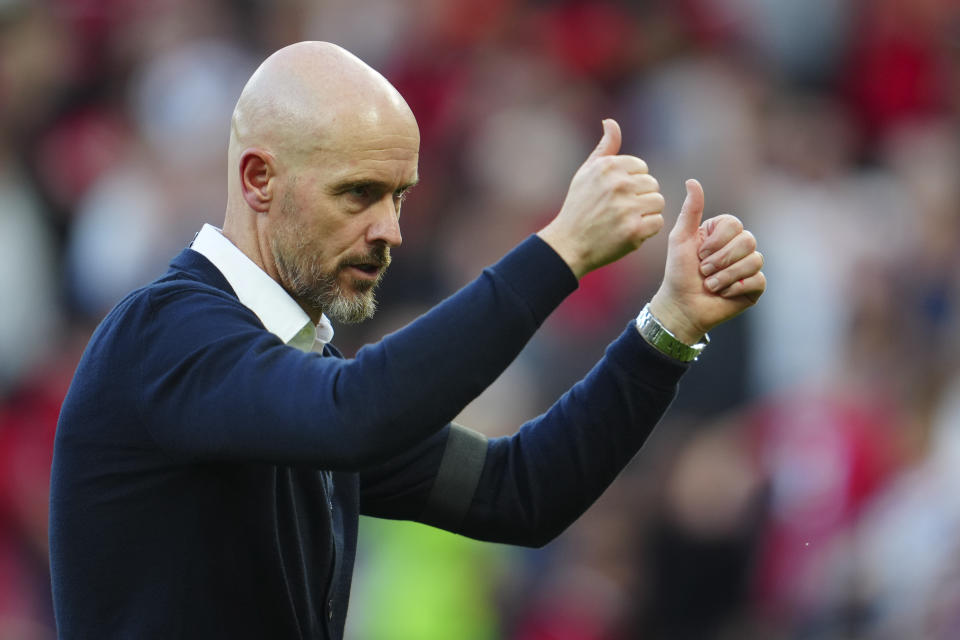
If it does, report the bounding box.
[51,42,764,638]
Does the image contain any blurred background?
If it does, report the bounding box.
[2,0,960,637]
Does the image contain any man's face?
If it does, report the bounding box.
[268,121,420,324]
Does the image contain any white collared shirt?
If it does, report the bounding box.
[190,224,334,353]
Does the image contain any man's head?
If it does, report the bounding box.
[223,41,420,324]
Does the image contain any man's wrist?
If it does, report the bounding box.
[635,303,709,362]
[647,295,706,345]
[535,227,586,280]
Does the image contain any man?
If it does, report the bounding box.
[50,41,764,638]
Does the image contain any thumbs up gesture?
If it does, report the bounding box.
[648,179,765,345]
[537,119,765,346]
[537,119,666,278]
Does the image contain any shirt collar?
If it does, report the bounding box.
[190,224,334,351]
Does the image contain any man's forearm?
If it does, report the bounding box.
[453,322,687,547]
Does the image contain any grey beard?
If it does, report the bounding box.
[277,249,379,324]
[316,273,379,324]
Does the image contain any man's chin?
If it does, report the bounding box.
[325,291,377,324]
[345,279,376,294]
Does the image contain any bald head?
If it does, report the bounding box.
[230,41,415,160]
[220,42,420,325]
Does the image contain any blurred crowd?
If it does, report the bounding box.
[2,0,960,638]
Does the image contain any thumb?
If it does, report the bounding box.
[585,118,622,162]
[672,178,705,239]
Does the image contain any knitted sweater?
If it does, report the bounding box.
[50,235,687,638]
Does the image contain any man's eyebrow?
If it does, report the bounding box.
[329,178,419,193]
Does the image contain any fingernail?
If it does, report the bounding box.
[706,276,720,291]
[698,249,711,260]
[700,262,716,277]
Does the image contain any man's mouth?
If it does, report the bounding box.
[341,257,389,282]
[346,263,381,279]
[340,248,390,283]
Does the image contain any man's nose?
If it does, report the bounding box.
[366,198,403,247]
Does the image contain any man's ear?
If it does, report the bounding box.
[239,149,276,213]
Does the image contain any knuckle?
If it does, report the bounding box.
[628,155,649,173]
[742,230,757,251]
[595,155,617,173]
[717,251,733,269]
[646,192,666,212]
[616,175,637,193]
[638,174,659,192]
[641,215,664,239]
[652,215,665,234]
[632,214,662,239]
[719,213,744,233]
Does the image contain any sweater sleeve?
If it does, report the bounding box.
[444,323,688,547]
[358,323,687,545]
[136,235,577,470]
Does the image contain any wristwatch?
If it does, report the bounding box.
[636,304,710,362]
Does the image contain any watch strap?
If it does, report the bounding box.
[635,304,709,362]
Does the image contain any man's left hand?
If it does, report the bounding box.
[648,179,765,345]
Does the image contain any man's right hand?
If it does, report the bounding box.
[537,119,665,279]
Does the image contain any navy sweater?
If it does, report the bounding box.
[50,236,687,638]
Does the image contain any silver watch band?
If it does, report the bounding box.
[635,304,709,362]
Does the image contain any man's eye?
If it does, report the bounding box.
[348,186,370,199]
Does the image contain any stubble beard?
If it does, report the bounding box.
[272,211,389,325]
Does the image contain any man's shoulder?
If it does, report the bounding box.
[112,273,229,322]
[144,273,237,312]
[150,246,237,302]
[96,249,254,341]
